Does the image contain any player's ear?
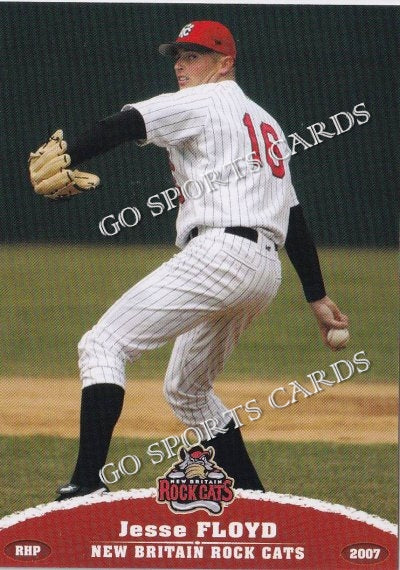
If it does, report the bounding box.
[219,55,235,76]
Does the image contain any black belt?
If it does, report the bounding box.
[188,226,278,250]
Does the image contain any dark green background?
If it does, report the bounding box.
[1,3,398,245]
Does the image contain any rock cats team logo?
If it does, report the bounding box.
[157,445,235,514]
[178,23,195,38]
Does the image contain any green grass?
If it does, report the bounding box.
[0,436,396,523]
[0,244,396,381]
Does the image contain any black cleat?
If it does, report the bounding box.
[56,482,109,501]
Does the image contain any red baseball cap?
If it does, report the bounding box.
[159,21,236,60]
[190,450,210,459]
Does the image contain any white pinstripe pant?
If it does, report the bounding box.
[78,228,281,428]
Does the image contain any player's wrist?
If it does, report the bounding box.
[304,285,327,303]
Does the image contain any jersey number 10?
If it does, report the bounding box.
[243,113,285,179]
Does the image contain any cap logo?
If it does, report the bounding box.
[179,23,194,38]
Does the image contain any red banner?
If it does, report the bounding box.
[0,490,397,569]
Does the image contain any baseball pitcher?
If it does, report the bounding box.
[28,21,349,500]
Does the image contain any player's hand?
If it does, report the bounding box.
[310,296,349,350]
[28,130,100,200]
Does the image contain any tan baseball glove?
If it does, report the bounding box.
[29,130,100,200]
[185,463,207,479]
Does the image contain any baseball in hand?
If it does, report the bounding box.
[327,328,350,349]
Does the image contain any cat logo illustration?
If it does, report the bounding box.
[157,445,235,514]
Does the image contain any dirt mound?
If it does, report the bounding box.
[0,378,396,443]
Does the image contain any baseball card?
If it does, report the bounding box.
[0,1,398,568]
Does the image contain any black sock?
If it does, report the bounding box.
[70,383,125,487]
[202,419,265,491]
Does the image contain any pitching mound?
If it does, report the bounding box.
[0,378,397,443]
[0,489,397,569]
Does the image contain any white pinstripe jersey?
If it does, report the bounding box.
[122,80,298,249]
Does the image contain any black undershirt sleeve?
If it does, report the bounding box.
[285,204,326,302]
[67,108,147,166]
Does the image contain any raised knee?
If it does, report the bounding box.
[78,327,125,368]
[78,328,127,389]
[163,379,205,424]
[78,329,92,354]
[163,381,187,414]
[163,381,176,407]
[79,327,116,355]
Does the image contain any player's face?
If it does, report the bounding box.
[174,50,228,89]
